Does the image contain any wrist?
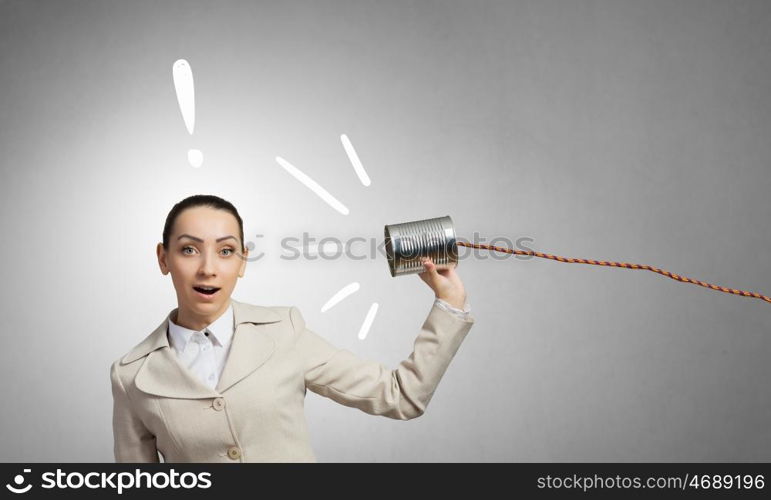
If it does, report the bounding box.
[436,295,466,310]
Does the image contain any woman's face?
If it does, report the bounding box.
[156,206,248,328]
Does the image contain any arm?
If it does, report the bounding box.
[434,297,471,320]
[291,300,474,421]
[110,361,160,462]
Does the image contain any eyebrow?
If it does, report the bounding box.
[177,234,239,244]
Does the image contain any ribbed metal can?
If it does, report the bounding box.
[384,215,458,277]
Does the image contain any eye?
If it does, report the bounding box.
[221,247,234,256]
[182,246,196,255]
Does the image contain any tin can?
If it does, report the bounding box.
[384,215,458,277]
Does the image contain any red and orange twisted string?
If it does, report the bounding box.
[456,240,771,305]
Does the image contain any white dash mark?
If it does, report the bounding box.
[172,59,195,135]
[340,134,371,186]
[358,302,379,340]
[172,59,203,167]
[275,156,350,215]
[321,282,360,313]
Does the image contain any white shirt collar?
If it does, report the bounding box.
[167,303,234,353]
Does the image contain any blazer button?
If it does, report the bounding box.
[227,446,241,460]
[212,397,225,411]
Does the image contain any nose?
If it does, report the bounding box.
[197,249,217,277]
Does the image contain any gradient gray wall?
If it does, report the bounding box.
[1,0,769,462]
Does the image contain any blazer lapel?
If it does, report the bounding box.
[136,346,218,399]
[215,321,274,394]
[125,297,282,399]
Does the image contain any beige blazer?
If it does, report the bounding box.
[110,297,475,462]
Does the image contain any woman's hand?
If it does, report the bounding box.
[418,256,467,310]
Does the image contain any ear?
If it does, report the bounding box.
[156,242,169,275]
[238,246,249,278]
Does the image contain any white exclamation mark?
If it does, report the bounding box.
[172,59,203,168]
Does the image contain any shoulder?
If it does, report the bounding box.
[111,327,159,382]
[231,298,304,332]
[113,314,170,368]
[231,299,294,326]
[110,354,141,391]
[231,302,312,347]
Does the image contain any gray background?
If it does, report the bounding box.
[1,0,769,462]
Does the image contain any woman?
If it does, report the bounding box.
[110,194,475,462]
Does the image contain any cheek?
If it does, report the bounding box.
[224,258,244,272]
[224,270,242,283]
[222,264,243,283]
[168,258,197,279]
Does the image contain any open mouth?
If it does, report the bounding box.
[193,286,221,296]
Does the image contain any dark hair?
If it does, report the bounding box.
[162,194,245,253]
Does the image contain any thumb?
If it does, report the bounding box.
[419,257,439,282]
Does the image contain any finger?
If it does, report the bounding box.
[420,257,440,281]
[418,258,432,280]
